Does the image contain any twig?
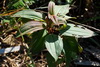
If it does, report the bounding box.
[34,2,48,10]
[3,0,6,10]
[67,20,100,32]
[35,10,48,13]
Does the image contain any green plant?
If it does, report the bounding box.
[7,0,35,9]
[12,1,95,67]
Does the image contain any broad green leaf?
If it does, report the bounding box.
[60,23,96,38]
[63,36,79,52]
[17,21,43,37]
[64,51,78,67]
[63,38,72,67]
[64,51,72,67]
[18,27,43,37]
[54,5,69,15]
[46,53,56,67]
[63,36,79,67]
[12,9,43,21]
[30,29,47,54]
[21,21,43,30]
[45,34,63,61]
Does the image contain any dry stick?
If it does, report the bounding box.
[35,10,48,13]
[0,8,24,16]
[3,0,6,10]
[34,2,48,10]
[67,20,100,32]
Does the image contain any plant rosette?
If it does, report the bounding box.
[12,1,96,67]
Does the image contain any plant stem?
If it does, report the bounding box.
[67,20,100,32]
[13,18,25,41]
